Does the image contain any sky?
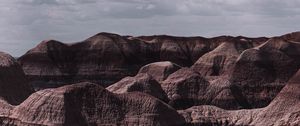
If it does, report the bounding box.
[0,0,300,56]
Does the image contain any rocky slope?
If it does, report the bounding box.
[106,73,169,102]
[161,68,210,109]
[160,68,242,110]
[1,31,299,125]
[179,68,300,125]
[106,61,183,102]
[229,37,300,108]
[18,33,156,89]
[280,31,300,42]
[250,68,300,125]
[108,61,241,110]
[0,52,33,105]
[137,61,181,82]
[0,82,185,126]
[191,41,253,78]
[18,33,268,90]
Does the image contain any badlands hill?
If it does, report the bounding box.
[0,31,298,125]
[18,33,268,89]
[0,52,33,105]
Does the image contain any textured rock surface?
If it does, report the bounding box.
[4,32,300,125]
[0,52,33,105]
[1,82,185,126]
[161,68,210,109]
[137,35,267,67]
[179,68,300,125]
[161,68,241,110]
[204,77,242,109]
[280,31,300,42]
[178,105,254,125]
[192,41,253,77]
[106,73,169,102]
[229,37,300,109]
[0,99,14,117]
[249,68,300,125]
[18,33,268,90]
[18,33,156,89]
[138,61,181,82]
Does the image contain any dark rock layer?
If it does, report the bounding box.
[19,34,156,89]
[1,82,185,126]
[161,68,210,109]
[18,33,268,90]
[161,68,242,110]
[229,37,300,108]
[5,31,300,125]
[179,68,300,125]
[0,52,33,105]
[106,73,169,102]
[138,61,181,82]
[191,41,254,77]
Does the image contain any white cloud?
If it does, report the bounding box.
[0,0,299,56]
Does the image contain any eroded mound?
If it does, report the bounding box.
[179,68,300,125]
[280,31,300,42]
[0,52,33,105]
[192,41,253,77]
[229,37,300,108]
[18,33,268,90]
[4,32,300,125]
[106,73,169,102]
[2,82,185,126]
[161,68,210,109]
[138,61,181,82]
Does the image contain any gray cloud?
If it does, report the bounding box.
[0,0,300,56]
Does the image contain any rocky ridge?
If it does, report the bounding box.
[18,33,268,90]
[0,52,33,105]
[179,68,300,125]
[0,31,299,125]
[0,82,185,126]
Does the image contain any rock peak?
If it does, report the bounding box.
[0,51,17,66]
[88,32,122,39]
[280,31,300,42]
[0,52,33,105]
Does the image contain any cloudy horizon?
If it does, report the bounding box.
[1,0,300,56]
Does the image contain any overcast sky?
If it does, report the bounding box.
[0,0,300,56]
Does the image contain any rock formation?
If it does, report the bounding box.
[179,68,300,125]
[2,31,299,125]
[191,41,253,78]
[161,68,241,110]
[204,77,242,109]
[18,33,156,89]
[106,73,169,102]
[109,62,241,110]
[249,68,300,125]
[1,82,185,126]
[161,68,210,109]
[18,33,268,90]
[280,31,300,42]
[229,37,300,108]
[137,35,267,66]
[137,61,181,82]
[0,52,33,105]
